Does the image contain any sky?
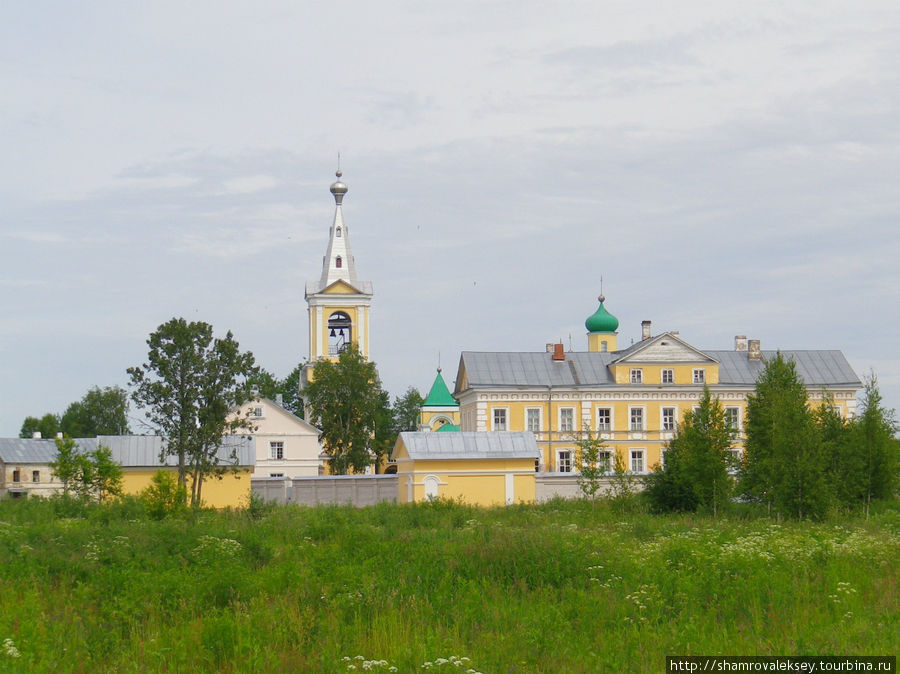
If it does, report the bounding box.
[1,1,899,437]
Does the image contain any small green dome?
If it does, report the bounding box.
[585,295,619,333]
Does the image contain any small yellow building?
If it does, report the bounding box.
[393,431,540,506]
[0,435,255,508]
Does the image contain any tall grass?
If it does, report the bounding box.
[0,496,897,672]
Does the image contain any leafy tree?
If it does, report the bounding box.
[20,413,60,439]
[141,470,188,519]
[848,374,899,517]
[608,449,639,510]
[49,436,123,502]
[127,318,258,507]
[651,387,733,516]
[248,364,304,418]
[60,386,131,437]
[50,436,84,496]
[742,352,830,519]
[575,430,610,503]
[816,394,856,507]
[277,364,304,418]
[393,387,424,433]
[303,345,386,475]
[373,388,395,472]
[87,444,124,503]
[644,442,699,513]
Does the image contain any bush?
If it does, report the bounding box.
[141,470,188,519]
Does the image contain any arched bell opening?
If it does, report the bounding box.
[328,311,352,355]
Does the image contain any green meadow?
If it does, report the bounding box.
[0,497,897,673]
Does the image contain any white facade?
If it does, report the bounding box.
[236,398,324,478]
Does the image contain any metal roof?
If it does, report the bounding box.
[0,435,255,467]
[712,350,861,386]
[458,349,860,390]
[399,432,540,460]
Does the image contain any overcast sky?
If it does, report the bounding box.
[2,1,899,437]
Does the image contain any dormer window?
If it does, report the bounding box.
[336,226,342,237]
[335,256,342,268]
[630,368,643,384]
[693,369,705,384]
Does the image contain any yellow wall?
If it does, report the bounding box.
[609,363,720,385]
[396,456,536,506]
[120,467,252,508]
[470,390,857,475]
[588,333,618,352]
[419,407,460,431]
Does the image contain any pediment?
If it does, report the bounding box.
[321,279,364,295]
[614,333,717,365]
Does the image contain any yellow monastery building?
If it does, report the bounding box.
[452,295,862,476]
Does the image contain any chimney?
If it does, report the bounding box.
[735,335,748,352]
[748,339,761,360]
[641,320,652,340]
[32,431,41,439]
[546,343,554,353]
[275,393,284,407]
[552,343,566,361]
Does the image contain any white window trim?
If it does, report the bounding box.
[269,441,284,460]
[692,368,706,384]
[660,406,677,432]
[558,407,576,434]
[725,406,742,432]
[492,407,509,432]
[525,407,542,433]
[556,449,573,473]
[630,368,643,384]
[661,368,674,384]
[628,406,646,431]
[596,406,613,432]
[630,448,646,474]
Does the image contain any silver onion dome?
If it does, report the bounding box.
[330,170,348,205]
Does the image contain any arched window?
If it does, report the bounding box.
[335,256,342,268]
[336,227,342,237]
[328,311,352,355]
[423,475,439,501]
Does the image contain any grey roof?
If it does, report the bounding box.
[0,438,59,464]
[712,350,861,387]
[457,351,615,391]
[458,349,860,390]
[399,431,541,460]
[0,435,255,467]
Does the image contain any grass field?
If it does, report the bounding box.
[0,496,897,673]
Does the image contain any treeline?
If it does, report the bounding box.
[645,353,898,519]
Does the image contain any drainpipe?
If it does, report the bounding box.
[547,384,553,471]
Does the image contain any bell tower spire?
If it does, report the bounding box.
[302,168,374,387]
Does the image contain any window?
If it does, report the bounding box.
[557,450,572,473]
[270,441,284,460]
[661,369,674,384]
[597,408,611,431]
[560,408,575,433]
[32,471,40,483]
[492,408,507,431]
[270,473,284,478]
[335,256,342,268]
[251,407,263,418]
[630,449,645,474]
[630,407,644,431]
[524,410,537,431]
[336,226,342,237]
[598,450,612,473]
[630,368,643,384]
[659,447,667,468]
[12,469,20,483]
[662,407,676,431]
[693,369,705,384]
[424,475,439,500]
[725,407,740,432]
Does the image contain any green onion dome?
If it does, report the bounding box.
[585,295,619,333]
